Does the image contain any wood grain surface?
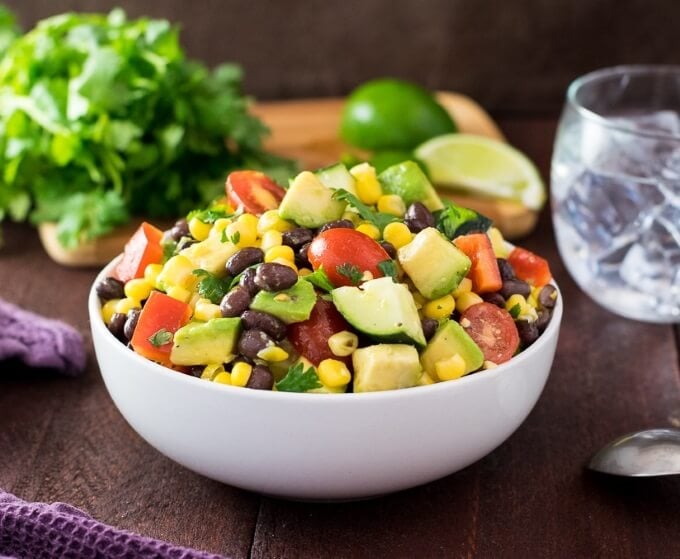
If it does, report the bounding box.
[1,117,679,559]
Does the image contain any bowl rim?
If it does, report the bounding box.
[89,255,562,403]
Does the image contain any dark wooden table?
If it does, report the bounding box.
[2,117,679,559]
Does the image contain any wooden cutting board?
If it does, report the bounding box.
[40,92,537,266]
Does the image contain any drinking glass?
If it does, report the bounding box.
[551,65,680,323]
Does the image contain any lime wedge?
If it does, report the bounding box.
[414,134,546,210]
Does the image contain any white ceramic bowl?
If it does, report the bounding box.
[89,257,562,501]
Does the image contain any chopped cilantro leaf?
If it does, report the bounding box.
[192,269,232,304]
[336,263,363,285]
[302,267,335,292]
[148,328,172,347]
[162,240,177,263]
[377,259,398,282]
[188,206,234,224]
[508,303,521,319]
[275,362,322,393]
[331,189,398,231]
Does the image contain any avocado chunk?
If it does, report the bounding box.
[398,227,471,299]
[420,320,484,380]
[249,279,316,324]
[278,171,346,228]
[170,317,241,366]
[315,163,358,196]
[180,230,239,276]
[353,344,422,392]
[378,160,444,211]
[332,277,426,347]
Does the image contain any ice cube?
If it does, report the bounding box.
[620,203,680,301]
[559,170,664,258]
[611,111,680,135]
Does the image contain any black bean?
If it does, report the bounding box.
[246,364,274,390]
[282,227,314,249]
[241,310,287,340]
[123,308,141,341]
[535,309,552,333]
[254,263,298,292]
[379,241,397,259]
[497,258,515,281]
[421,318,438,341]
[500,278,531,299]
[318,219,354,233]
[538,284,557,309]
[238,329,274,361]
[96,277,125,301]
[188,365,204,378]
[483,292,506,308]
[226,247,264,276]
[296,242,311,268]
[163,219,190,243]
[516,319,539,347]
[239,268,260,296]
[404,202,434,232]
[220,287,252,317]
[108,313,127,341]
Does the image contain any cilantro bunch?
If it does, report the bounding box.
[0,8,295,247]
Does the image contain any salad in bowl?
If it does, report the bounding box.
[95,160,558,394]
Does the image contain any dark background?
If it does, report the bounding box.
[5,0,680,113]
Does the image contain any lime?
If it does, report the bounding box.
[340,79,457,151]
[414,134,546,210]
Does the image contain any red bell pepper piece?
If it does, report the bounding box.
[115,222,164,283]
[453,233,502,293]
[130,291,192,366]
[508,246,552,287]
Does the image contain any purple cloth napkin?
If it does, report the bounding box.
[0,490,226,559]
[0,298,86,375]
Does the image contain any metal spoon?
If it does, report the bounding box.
[588,428,680,477]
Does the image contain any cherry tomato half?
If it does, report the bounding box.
[287,298,352,367]
[460,302,519,365]
[226,170,286,215]
[307,228,391,287]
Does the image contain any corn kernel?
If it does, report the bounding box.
[452,278,472,297]
[156,255,197,291]
[115,297,141,315]
[257,346,289,362]
[298,267,313,277]
[505,294,528,316]
[194,299,222,321]
[188,216,212,241]
[317,358,351,387]
[124,278,153,301]
[237,212,260,231]
[265,245,295,263]
[257,210,295,234]
[377,194,406,217]
[435,353,467,381]
[144,263,163,285]
[260,229,283,252]
[271,257,297,272]
[350,162,382,205]
[455,291,483,312]
[226,220,257,247]
[201,364,224,380]
[487,227,510,258]
[355,222,381,240]
[341,210,361,225]
[382,221,413,249]
[231,362,253,387]
[418,372,436,386]
[101,299,120,324]
[166,285,192,303]
[213,371,233,385]
[327,331,359,357]
[423,294,456,320]
[211,217,233,236]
